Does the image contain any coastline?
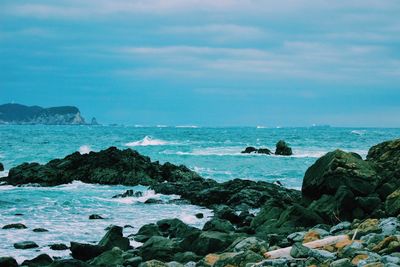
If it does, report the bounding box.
[1,138,400,267]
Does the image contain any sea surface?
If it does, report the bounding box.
[0,125,399,262]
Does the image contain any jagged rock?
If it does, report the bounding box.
[275,140,293,156]
[213,250,264,267]
[14,241,39,249]
[91,117,99,125]
[112,189,143,198]
[21,254,53,267]
[241,147,257,154]
[145,198,163,204]
[0,257,18,267]
[98,225,130,251]
[70,242,105,261]
[139,236,182,262]
[2,223,27,229]
[89,214,104,220]
[124,256,143,267]
[173,252,201,263]
[195,213,204,219]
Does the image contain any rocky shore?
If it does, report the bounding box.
[1,139,399,267]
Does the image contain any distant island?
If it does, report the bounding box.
[0,103,98,125]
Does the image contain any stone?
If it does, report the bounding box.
[303,230,321,243]
[2,223,27,229]
[379,217,400,235]
[287,232,306,243]
[90,247,124,267]
[185,231,238,256]
[21,254,53,267]
[134,223,161,242]
[173,252,201,264]
[70,242,105,261]
[195,213,204,219]
[329,258,352,267]
[139,260,168,267]
[228,236,268,254]
[290,243,311,258]
[98,225,130,251]
[275,140,293,156]
[50,243,69,250]
[203,218,235,233]
[14,241,39,249]
[353,219,382,239]
[330,221,351,234]
[124,256,143,267]
[48,259,92,267]
[213,250,264,267]
[139,236,181,262]
[33,228,49,232]
[0,257,18,267]
[385,189,400,216]
[156,218,198,239]
[89,214,104,220]
[0,163,3,172]
[145,198,163,204]
[309,249,336,262]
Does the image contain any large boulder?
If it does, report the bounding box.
[98,225,130,251]
[70,242,105,261]
[184,231,239,256]
[139,236,182,262]
[6,147,201,186]
[275,140,293,156]
[89,247,124,267]
[21,254,53,267]
[0,163,3,172]
[48,259,92,267]
[0,257,18,267]
[156,218,199,239]
[302,150,378,200]
[385,189,400,216]
[203,218,235,233]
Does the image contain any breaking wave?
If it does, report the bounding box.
[125,136,169,146]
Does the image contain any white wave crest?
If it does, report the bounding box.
[79,145,92,154]
[125,136,168,146]
[175,125,199,128]
[351,130,367,135]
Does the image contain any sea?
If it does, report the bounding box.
[0,125,399,262]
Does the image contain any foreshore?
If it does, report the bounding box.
[0,139,399,267]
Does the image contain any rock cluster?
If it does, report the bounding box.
[241,140,293,156]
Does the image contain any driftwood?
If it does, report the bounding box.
[264,235,350,259]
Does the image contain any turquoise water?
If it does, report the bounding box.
[0,125,399,262]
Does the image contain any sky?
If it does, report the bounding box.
[0,0,399,127]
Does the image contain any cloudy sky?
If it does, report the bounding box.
[1,0,399,126]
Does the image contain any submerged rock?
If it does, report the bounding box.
[33,227,49,232]
[275,140,293,156]
[112,189,143,198]
[241,147,272,155]
[2,223,27,229]
[89,214,104,220]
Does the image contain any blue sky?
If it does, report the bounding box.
[0,0,399,126]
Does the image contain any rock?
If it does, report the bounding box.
[309,248,336,262]
[113,189,143,198]
[6,146,201,186]
[89,214,104,220]
[0,163,3,172]
[48,259,92,267]
[21,254,53,267]
[33,228,49,232]
[228,236,268,254]
[330,221,351,234]
[241,147,272,155]
[0,257,18,267]
[330,258,352,267]
[290,242,311,258]
[195,213,204,219]
[173,252,201,263]
[139,260,168,267]
[203,218,235,233]
[156,218,198,239]
[145,198,163,204]
[352,219,382,239]
[275,140,292,156]
[255,258,289,266]
[385,189,400,216]
[124,256,143,267]
[379,217,400,235]
[90,247,124,267]
[185,231,238,256]
[213,250,264,267]
[134,223,162,242]
[98,225,130,251]
[50,243,69,250]
[139,236,181,261]
[14,241,39,249]
[241,147,257,154]
[2,223,27,229]
[70,242,105,261]
[91,117,99,125]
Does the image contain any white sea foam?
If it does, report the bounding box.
[256,126,267,129]
[171,147,243,156]
[176,125,199,128]
[125,136,168,146]
[351,130,367,135]
[79,145,92,154]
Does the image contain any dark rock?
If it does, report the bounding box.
[21,254,53,267]
[144,198,163,204]
[2,223,27,229]
[290,242,311,258]
[50,243,69,250]
[173,252,201,263]
[98,225,130,251]
[14,241,39,249]
[33,228,49,232]
[203,218,235,233]
[184,231,239,256]
[213,250,264,267]
[6,146,201,186]
[124,256,143,267]
[0,163,3,172]
[139,260,168,267]
[113,189,143,198]
[241,147,257,154]
[134,223,161,242]
[89,247,124,267]
[156,218,199,239]
[241,147,272,155]
[195,213,204,219]
[70,242,105,261]
[14,213,23,216]
[139,236,182,262]
[0,257,18,267]
[275,140,293,156]
[385,189,400,216]
[48,259,92,267]
[89,214,104,220]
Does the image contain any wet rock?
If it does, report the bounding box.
[173,252,201,263]
[330,221,351,234]
[89,214,104,220]
[145,198,163,204]
[156,218,198,239]
[134,223,162,242]
[241,147,272,155]
[50,243,69,250]
[228,236,268,254]
[241,147,257,154]
[90,247,124,267]
[139,236,181,262]
[14,241,39,249]
[0,257,18,267]
[255,258,288,266]
[48,259,92,267]
[185,231,239,256]
[195,213,204,219]
[352,219,382,239]
[290,242,311,258]
[113,189,143,198]
[33,227,49,232]
[124,256,143,267]
[275,140,292,156]
[98,225,130,251]
[21,254,53,267]
[385,189,400,216]
[2,223,27,229]
[0,163,3,171]
[70,242,105,261]
[203,218,235,233]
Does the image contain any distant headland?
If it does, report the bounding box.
[0,103,98,125]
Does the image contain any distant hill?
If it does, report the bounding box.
[0,103,86,125]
